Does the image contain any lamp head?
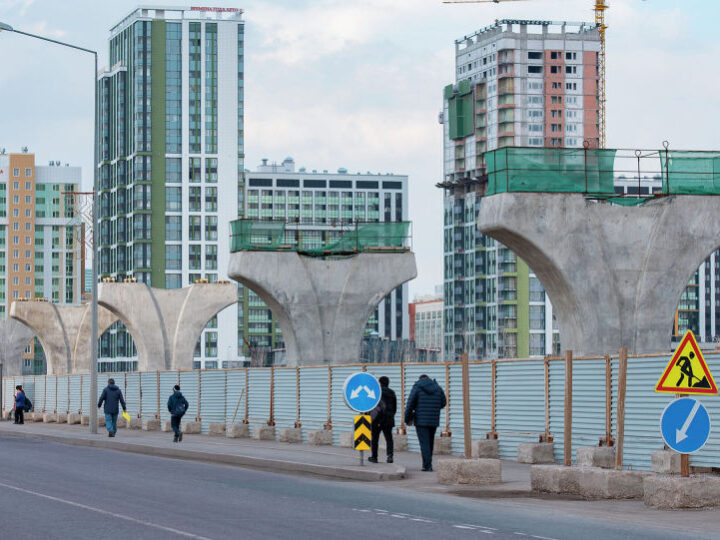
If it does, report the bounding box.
[0,22,14,32]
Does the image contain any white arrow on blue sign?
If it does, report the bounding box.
[343,372,381,413]
[660,397,711,454]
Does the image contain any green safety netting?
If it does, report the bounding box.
[606,197,648,207]
[230,220,410,256]
[486,147,618,195]
[661,151,720,195]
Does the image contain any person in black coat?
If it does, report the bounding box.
[97,378,127,437]
[368,376,397,464]
[167,385,189,443]
[404,374,446,471]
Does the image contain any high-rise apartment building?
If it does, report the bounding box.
[239,157,409,358]
[0,150,85,373]
[97,7,243,368]
[440,20,600,360]
[409,298,444,355]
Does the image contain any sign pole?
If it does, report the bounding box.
[677,392,690,477]
[360,449,364,467]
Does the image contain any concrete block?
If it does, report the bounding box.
[651,450,682,474]
[437,458,502,485]
[576,446,615,469]
[472,439,499,459]
[434,436,452,455]
[183,421,202,434]
[308,429,333,446]
[531,465,582,495]
[277,427,303,443]
[29,412,44,422]
[43,413,57,423]
[120,417,142,430]
[339,431,353,448]
[226,424,250,438]
[377,432,407,452]
[161,420,172,432]
[208,423,226,436]
[142,418,160,431]
[67,413,82,425]
[644,475,720,509]
[56,414,68,424]
[518,442,555,464]
[252,425,276,440]
[578,467,648,499]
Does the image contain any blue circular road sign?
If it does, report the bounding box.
[660,397,711,454]
[343,372,381,413]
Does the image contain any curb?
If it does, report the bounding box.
[0,429,406,482]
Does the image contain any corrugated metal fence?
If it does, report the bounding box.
[4,351,720,471]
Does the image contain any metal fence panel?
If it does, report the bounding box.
[123,373,140,417]
[200,370,227,433]
[247,368,271,429]
[329,366,359,444]
[68,375,82,414]
[549,360,566,463]
[273,368,297,429]
[496,360,546,460]
[468,363,492,445]
[179,372,199,421]
[299,367,328,441]
[56,375,69,415]
[572,358,609,452]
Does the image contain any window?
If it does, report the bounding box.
[550,65,559,74]
[12,209,18,217]
[189,187,201,211]
[551,82,561,89]
[566,82,577,91]
[565,65,577,74]
[551,96,562,104]
[166,158,182,183]
[166,245,182,270]
[166,274,182,289]
[205,244,217,270]
[205,158,218,183]
[12,168,19,177]
[24,223,30,231]
[205,216,217,240]
[25,168,32,177]
[528,110,543,118]
[189,157,202,183]
[550,51,559,60]
[528,51,542,60]
[166,187,182,212]
[551,124,562,132]
[189,216,201,240]
[13,182,18,189]
[166,216,181,241]
[551,110,562,118]
[189,244,201,269]
[528,65,542,74]
[205,187,217,211]
[528,124,543,132]
[25,195,31,204]
[12,223,18,231]
[566,52,577,60]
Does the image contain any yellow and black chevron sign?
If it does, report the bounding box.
[354,414,372,451]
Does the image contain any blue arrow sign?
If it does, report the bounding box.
[343,372,381,413]
[660,397,711,454]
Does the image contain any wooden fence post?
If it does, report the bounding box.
[324,366,332,430]
[543,356,551,442]
[615,347,628,470]
[268,367,275,426]
[196,370,202,422]
[564,350,573,466]
[156,371,160,419]
[601,354,614,446]
[461,353,471,458]
[442,361,451,436]
[488,359,497,439]
[294,366,302,428]
[243,367,249,424]
[398,359,406,435]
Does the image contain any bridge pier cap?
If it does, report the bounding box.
[477,193,720,356]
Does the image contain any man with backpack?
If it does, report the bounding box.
[405,374,446,472]
[167,384,189,443]
[368,376,397,464]
[13,385,26,424]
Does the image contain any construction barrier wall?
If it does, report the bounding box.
[4,351,720,471]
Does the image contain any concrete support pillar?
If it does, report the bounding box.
[227,252,417,365]
[477,193,720,355]
[0,318,34,376]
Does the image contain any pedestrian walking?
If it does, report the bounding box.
[13,385,25,425]
[404,374,446,472]
[97,378,126,437]
[167,384,189,443]
[368,376,397,464]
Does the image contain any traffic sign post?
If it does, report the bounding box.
[344,372,381,466]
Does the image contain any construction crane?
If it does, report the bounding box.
[443,0,609,149]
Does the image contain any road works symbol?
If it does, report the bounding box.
[655,330,718,394]
[660,397,711,454]
[343,372,381,413]
[354,415,372,451]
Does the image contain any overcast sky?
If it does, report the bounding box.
[1,0,718,298]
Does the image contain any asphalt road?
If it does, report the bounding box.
[0,434,707,540]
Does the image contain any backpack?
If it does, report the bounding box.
[369,398,387,423]
[23,397,32,412]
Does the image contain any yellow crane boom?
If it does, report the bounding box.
[443,0,608,148]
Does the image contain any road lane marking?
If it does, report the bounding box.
[0,480,212,540]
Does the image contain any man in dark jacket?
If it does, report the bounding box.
[368,376,397,464]
[167,385,189,443]
[405,374,446,471]
[97,378,126,437]
[14,385,25,425]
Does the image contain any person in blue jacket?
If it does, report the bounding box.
[97,378,127,437]
[404,374,446,472]
[167,385,189,443]
[14,385,25,425]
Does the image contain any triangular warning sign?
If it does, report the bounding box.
[655,330,718,394]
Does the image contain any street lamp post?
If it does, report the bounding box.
[0,22,100,434]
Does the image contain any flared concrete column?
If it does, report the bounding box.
[0,318,34,376]
[477,193,720,355]
[98,282,237,370]
[227,251,417,365]
[9,302,117,375]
